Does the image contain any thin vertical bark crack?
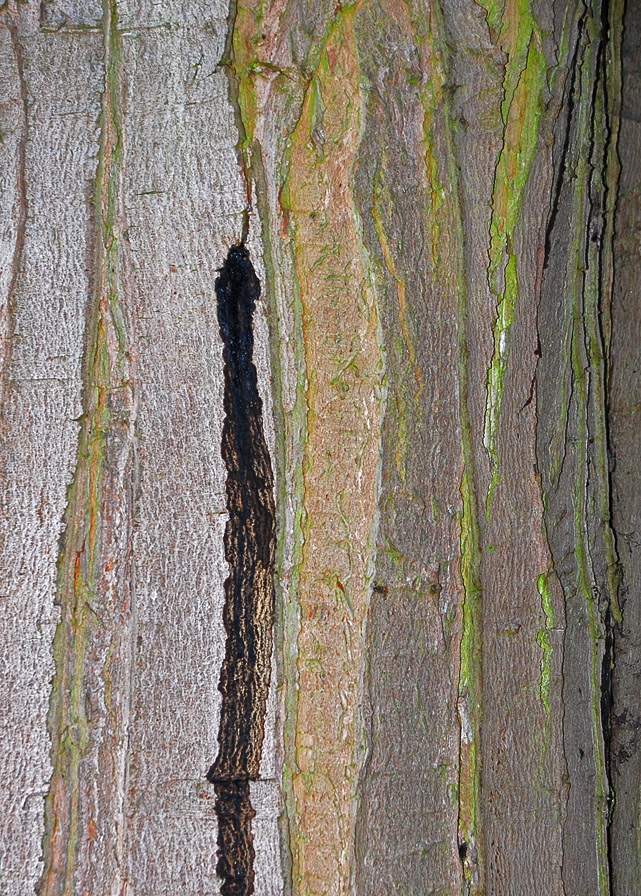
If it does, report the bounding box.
[1,5,27,420]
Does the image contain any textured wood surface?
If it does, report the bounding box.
[1,1,639,895]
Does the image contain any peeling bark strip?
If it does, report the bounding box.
[208,245,276,895]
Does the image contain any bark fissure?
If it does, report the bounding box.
[1,4,27,419]
[221,0,252,241]
[589,5,626,890]
[542,7,587,268]
[207,244,276,896]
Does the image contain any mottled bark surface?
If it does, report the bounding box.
[1,1,640,895]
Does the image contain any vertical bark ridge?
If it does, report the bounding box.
[39,2,138,893]
[351,2,475,892]
[447,0,573,890]
[215,6,379,893]
[433,4,486,885]
[283,14,386,893]
[588,4,626,891]
[216,5,343,891]
[481,3,546,516]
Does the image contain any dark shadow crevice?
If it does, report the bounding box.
[208,244,276,896]
[212,782,256,896]
[542,8,587,270]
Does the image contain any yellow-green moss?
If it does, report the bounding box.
[535,572,554,730]
[483,11,545,517]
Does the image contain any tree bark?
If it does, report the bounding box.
[0,1,639,895]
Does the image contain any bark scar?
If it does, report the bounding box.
[207,244,276,896]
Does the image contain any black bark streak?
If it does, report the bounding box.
[208,245,276,896]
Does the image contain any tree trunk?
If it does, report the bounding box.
[0,0,639,894]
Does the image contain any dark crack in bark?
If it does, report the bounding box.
[208,244,276,896]
[592,6,622,892]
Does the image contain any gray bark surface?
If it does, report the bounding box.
[1,2,281,894]
[1,18,103,893]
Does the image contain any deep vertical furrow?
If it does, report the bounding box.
[536,3,622,892]
[208,244,276,896]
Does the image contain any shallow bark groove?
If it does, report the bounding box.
[207,244,276,896]
[38,1,139,892]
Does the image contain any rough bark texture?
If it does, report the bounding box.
[1,1,639,895]
[0,2,281,894]
[609,1,641,891]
